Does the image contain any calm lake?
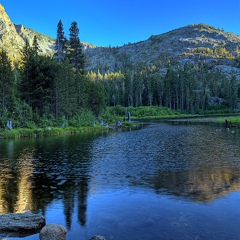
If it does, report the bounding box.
[0,121,240,240]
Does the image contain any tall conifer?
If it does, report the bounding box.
[0,49,14,111]
[68,21,84,74]
[55,20,67,63]
[33,35,40,54]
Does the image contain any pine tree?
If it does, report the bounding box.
[20,40,57,117]
[68,21,84,74]
[33,35,40,54]
[0,49,14,111]
[54,59,77,119]
[55,20,67,63]
[20,39,34,107]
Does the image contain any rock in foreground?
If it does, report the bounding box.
[39,224,67,240]
[0,212,45,232]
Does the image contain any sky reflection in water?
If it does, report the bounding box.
[0,122,240,240]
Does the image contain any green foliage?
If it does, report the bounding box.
[55,19,67,63]
[68,21,85,74]
[95,62,240,115]
[191,47,213,55]
[101,108,118,123]
[38,114,55,128]
[105,106,185,119]
[0,49,15,111]
[126,106,183,118]
[0,108,9,128]
[69,109,96,127]
[190,23,220,32]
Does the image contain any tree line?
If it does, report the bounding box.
[89,62,240,114]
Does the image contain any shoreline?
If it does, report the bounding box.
[0,114,239,140]
[0,121,139,140]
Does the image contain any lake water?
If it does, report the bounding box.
[0,121,240,240]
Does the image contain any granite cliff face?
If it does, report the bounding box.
[1,3,240,79]
[0,4,96,61]
[0,4,55,60]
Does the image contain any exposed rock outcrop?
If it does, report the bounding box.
[0,4,54,59]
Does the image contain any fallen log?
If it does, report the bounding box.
[0,211,45,233]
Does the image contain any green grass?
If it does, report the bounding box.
[1,106,239,139]
[0,126,105,139]
[215,116,240,125]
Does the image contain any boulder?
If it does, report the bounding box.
[39,224,67,240]
[0,212,45,232]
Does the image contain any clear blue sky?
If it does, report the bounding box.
[1,0,239,47]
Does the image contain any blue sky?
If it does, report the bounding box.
[1,0,240,47]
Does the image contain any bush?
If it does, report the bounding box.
[101,108,118,124]
[69,109,96,127]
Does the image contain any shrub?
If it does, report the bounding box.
[69,109,96,127]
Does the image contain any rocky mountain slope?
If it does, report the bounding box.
[0,4,55,60]
[1,3,240,79]
[0,4,94,61]
[84,24,240,79]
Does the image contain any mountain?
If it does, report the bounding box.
[0,4,95,61]
[0,4,55,61]
[84,24,240,79]
[1,3,240,79]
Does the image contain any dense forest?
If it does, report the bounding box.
[92,62,239,112]
[0,21,106,129]
[0,20,240,129]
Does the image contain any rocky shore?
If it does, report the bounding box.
[0,212,106,240]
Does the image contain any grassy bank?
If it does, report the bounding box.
[0,126,106,139]
[1,106,239,139]
[0,122,139,139]
[215,116,240,125]
[105,105,238,120]
[104,105,189,121]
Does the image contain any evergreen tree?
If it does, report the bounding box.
[55,20,67,63]
[228,74,239,110]
[20,40,57,118]
[33,35,40,53]
[68,21,85,74]
[0,49,14,111]
[88,80,106,117]
[19,39,35,107]
[54,59,77,120]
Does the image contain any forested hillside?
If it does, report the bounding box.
[0,18,105,129]
[0,3,240,129]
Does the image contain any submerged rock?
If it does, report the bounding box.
[90,235,107,240]
[39,224,67,240]
[0,211,45,232]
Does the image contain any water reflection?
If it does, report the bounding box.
[152,168,240,201]
[30,134,96,229]
[0,140,35,214]
[89,123,240,202]
[15,151,34,213]
[0,123,240,239]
